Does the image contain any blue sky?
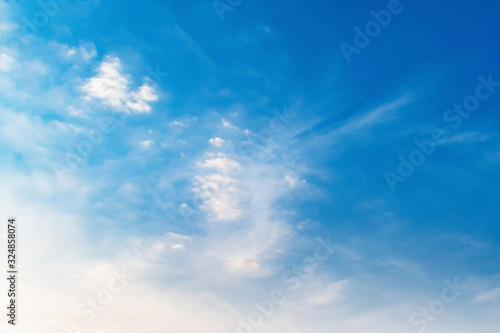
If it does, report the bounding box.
[0,0,500,332]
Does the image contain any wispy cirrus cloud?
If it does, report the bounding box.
[474,287,500,302]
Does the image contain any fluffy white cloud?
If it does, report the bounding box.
[82,56,158,113]
[209,137,225,147]
[126,84,159,112]
[193,173,242,222]
[191,152,299,278]
[228,258,260,273]
[199,157,240,174]
[193,156,244,221]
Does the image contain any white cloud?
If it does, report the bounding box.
[165,232,191,240]
[153,233,191,252]
[474,287,500,302]
[169,120,185,126]
[228,258,260,273]
[199,157,240,174]
[172,244,186,250]
[0,109,51,156]
[209,137,225,147]
[0,4,498,330]
[244,129,255,136]
[67,106,87,118]
[64,43,97,61]
[0,52,14,72]
[192,157,295,277]
[126,84,159,112]
[193,173,242,222]
[154,243,166,251]
[222,118,238,129]
[0,21,14,38]
[82,56,158,113]
[140,140,154,148]
[0,1,15,38]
